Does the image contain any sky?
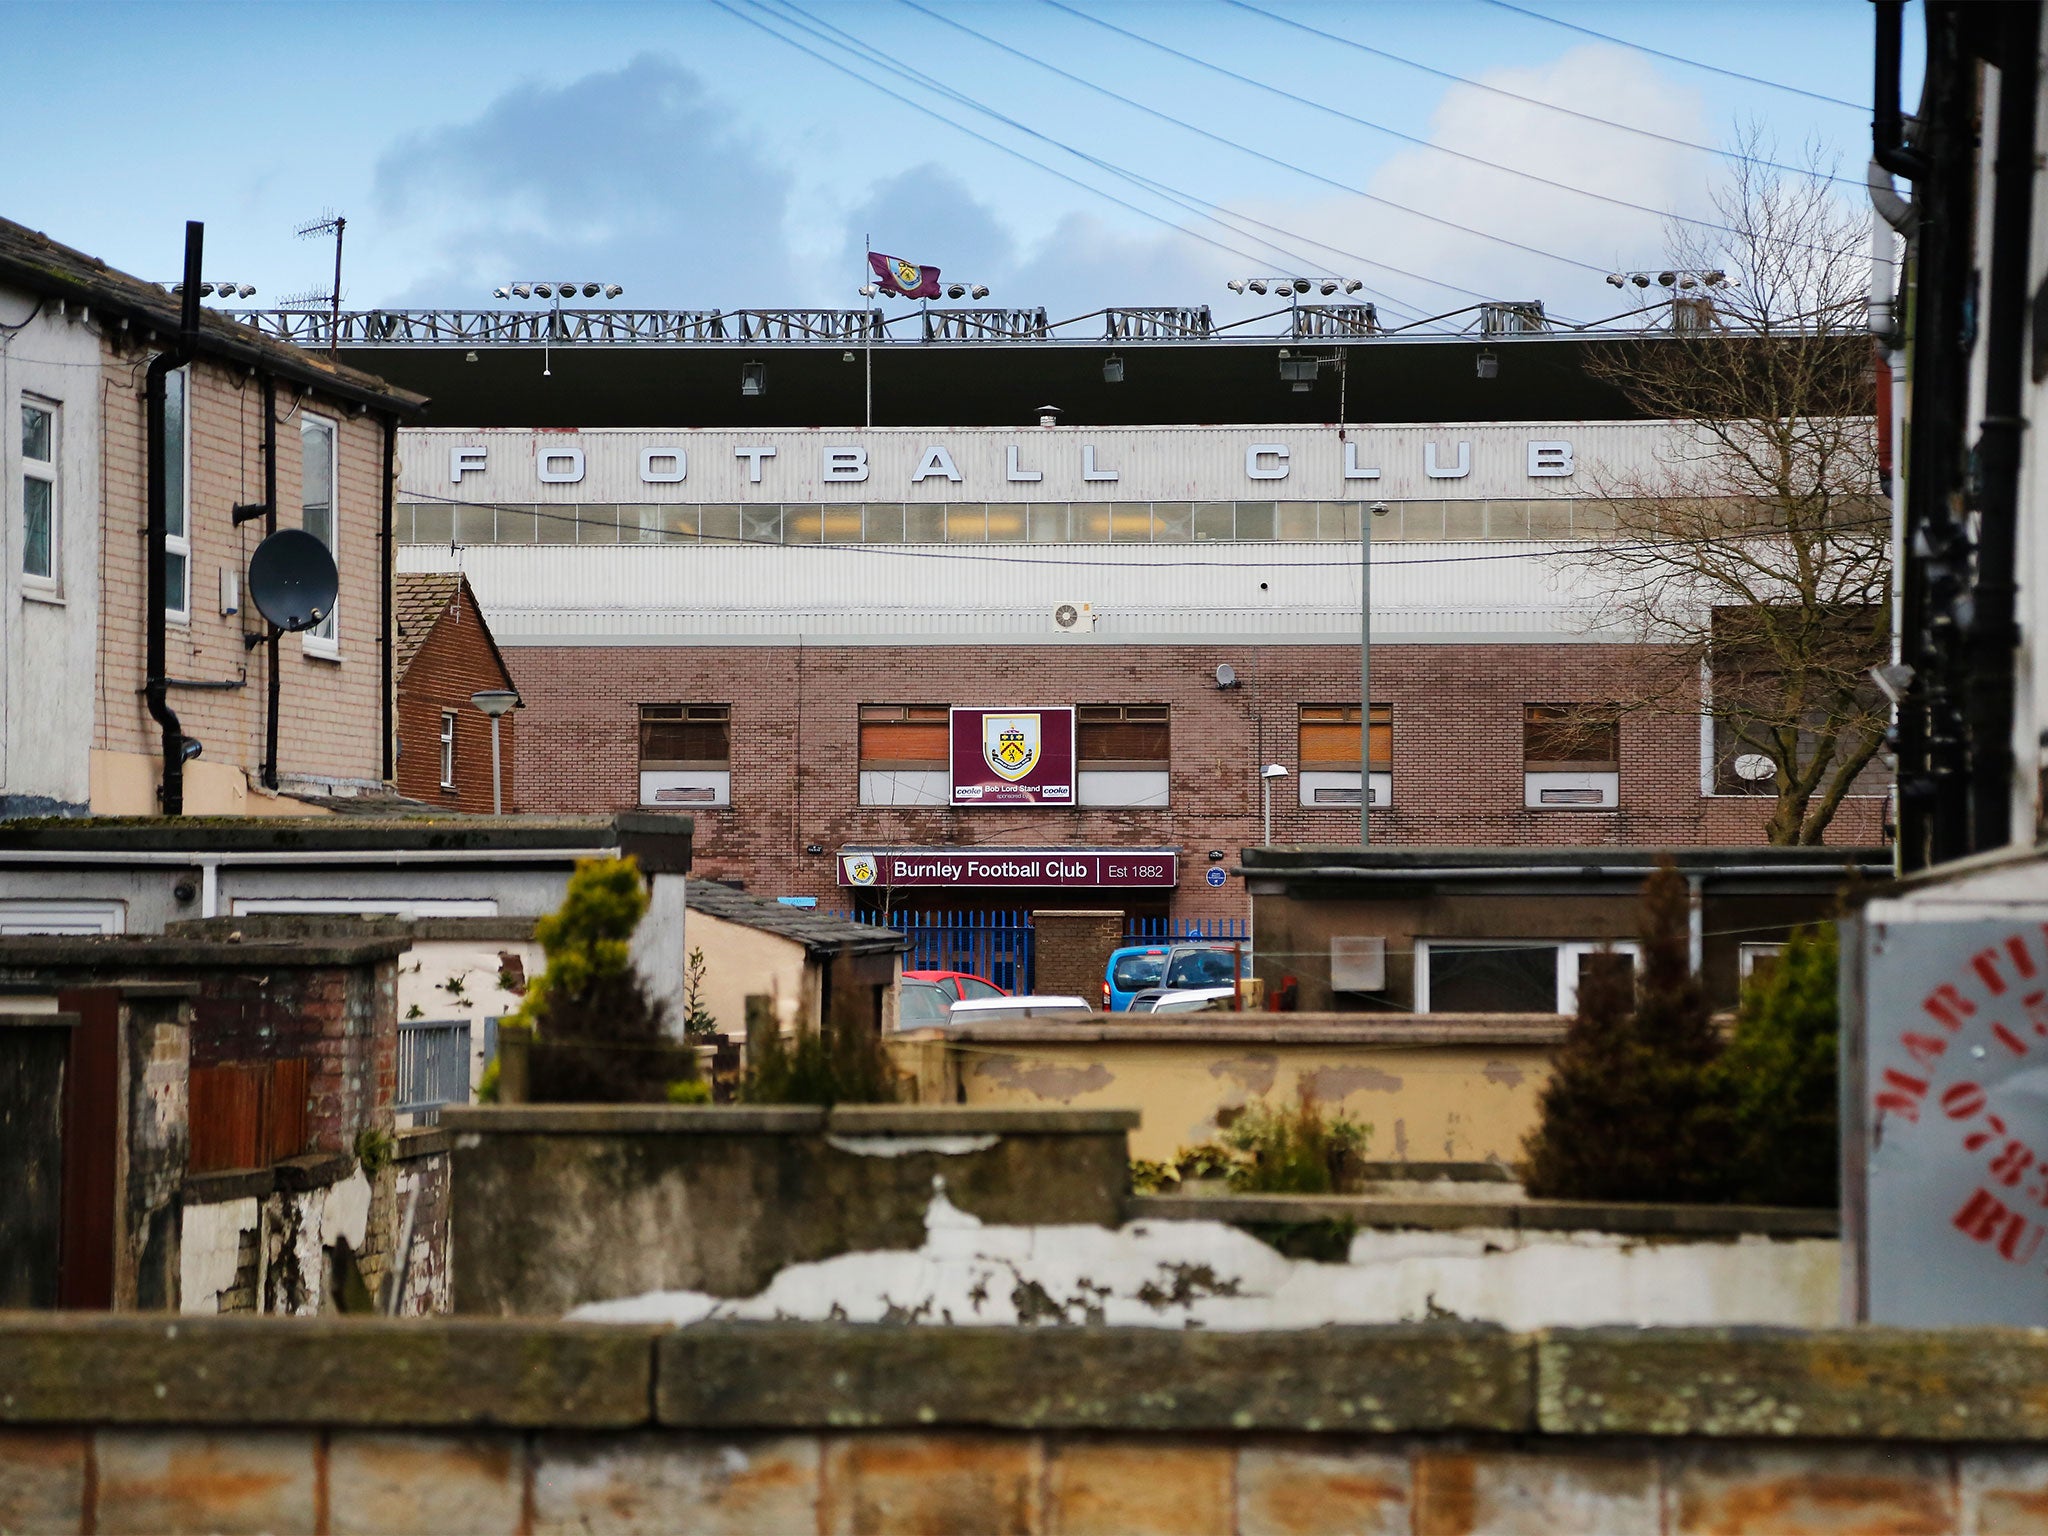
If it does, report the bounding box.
[0,0,1905,332]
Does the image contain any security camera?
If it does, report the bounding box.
[172,879,198,905]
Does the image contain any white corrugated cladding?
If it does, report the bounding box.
[398,540,1624,645]
[402,422,1687,504]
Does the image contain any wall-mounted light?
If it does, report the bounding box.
[1102,353,1125,384]
[804,842,825,855]
[740,360,767,397]
[1475,349,1499,380]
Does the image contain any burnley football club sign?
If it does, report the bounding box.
[949,706,1075,805]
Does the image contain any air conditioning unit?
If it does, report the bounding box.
[1052,601,1095,633]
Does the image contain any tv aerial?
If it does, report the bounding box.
[247,529,339,633]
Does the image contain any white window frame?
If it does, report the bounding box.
[20,397,58,591]
[0,898,126,935]
[163,367,191,622]
[1739,941,1786,981]
[300,413,340,656]
[439,709,457,790]
[1414,938,1640,1014]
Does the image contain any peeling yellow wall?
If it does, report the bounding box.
[689,909,812,1039]
[88,750,330,817]
[950,1037,1554,1163]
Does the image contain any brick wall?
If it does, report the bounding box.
[94,340,391,792]
[1032,910,1126,1001]
[396,585,518,811]
[508,640,1888,918]
[0,1321,2038,1535]
[393,1135,452,1317]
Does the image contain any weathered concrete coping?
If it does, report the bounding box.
[0,934,414,970]
[184,1150,361,1207]
[0,1011,76,1029]
[1,1320,2045,1441]
[395,1126,451,1160]
[1134,1193,1840,1239]
[906,1014,1569,1046]
[440,1104,1140,1136]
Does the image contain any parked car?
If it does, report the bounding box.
[898,979,956,1028]
[948,994,1095,1022]
[903,969,1009,1001]
[1102,943,1245,1011]
[1125,985,1238,1014]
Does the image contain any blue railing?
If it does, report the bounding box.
[827,909,1036,993]
[396,1018,472,1125]
[1124,916,1251,943]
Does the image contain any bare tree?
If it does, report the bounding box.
[1574,134,1890,845]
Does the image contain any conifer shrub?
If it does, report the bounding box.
[516,856,698,1104]
[742,998,897,1106]
[1522,858,1729,1202]
[1713,924,1839,1207]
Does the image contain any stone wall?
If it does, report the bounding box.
[0,1318,2043,1534]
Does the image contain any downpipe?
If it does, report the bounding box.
[145,222,205,815]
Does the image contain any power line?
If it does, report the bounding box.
[1040,0,1847,260]
[1222,0,1861,189]
[1479,0,1868,111]
[708,0,1455,319]
[896,0,1626,279]
[752,0,1450,319]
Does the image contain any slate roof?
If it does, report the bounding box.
[686,882,908,957]
[393,571,515,690]
[0,215,425,414]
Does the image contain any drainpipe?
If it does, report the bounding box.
[262,375,281,789]
[1964,6,2038,852]
[145,222,205,815]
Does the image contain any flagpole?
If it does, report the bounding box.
[864,234,874,430]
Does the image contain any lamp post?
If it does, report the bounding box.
[1260,763,1289,845]
[1361,500,1391,844]
[470,690,520,814]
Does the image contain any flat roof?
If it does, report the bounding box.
[0,812,691,858]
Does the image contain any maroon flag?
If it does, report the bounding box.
[869,250,942,300]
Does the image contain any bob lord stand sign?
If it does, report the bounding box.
[1846,906,2048,1323]
[949,707,1075,806]
[838,849,1178,888]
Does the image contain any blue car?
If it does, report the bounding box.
[1101,944,1245,1011]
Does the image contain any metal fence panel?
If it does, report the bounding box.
[396,1019,473,1125]
[827,910,1036,993]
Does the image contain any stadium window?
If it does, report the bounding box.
[638,704,731,768]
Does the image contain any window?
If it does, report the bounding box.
[859,704,949,807]
[163,368,190,619]
[301,416,338,648]
[1418,940,1638,1014]
[1524,704,1620,809]
[639,703,731,806]
[1706,604,1889,796]
[439,710,457,791]
[1297,703,1391,807]
[958,977,1004,1000]
[21,400,56,585]
[1739,942,1785,984]
[1077,704,1169,807]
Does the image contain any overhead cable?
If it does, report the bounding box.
[896,0,1625,278]
[1480,0,1868,110]
[1222,0,1861,188]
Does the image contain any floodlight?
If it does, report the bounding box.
[582,282,601,298]
[533,283,552,298]
[1476,349,1499,380]
[1292,278,1311,294]
[858,284,878,296]
[604,284,624,298]
[1343,280,1362,294]
[1102,353,1125,384]
[1631,273,1651,287]
[1226,279,1247,294]
[1703,270,1726,285]
[1320,280,1338,295]
[1248,279,1268,295]
[1678,276,1697,289]
[236,284,257,298]
[493,287,511,298]
[740,360,767,397]
[1606,273,1626,288]
[512,283,532,298]
[1658,271,1678,287]
[558,282,575,295]
[970,285,989,299]
[946,283,966,298]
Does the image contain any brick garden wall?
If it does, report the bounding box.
[508,640,1888,919]
[0,1321,2041,1535]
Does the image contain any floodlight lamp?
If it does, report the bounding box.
[511,283,532,299]
[1343,279,1362,294]
[1658,271,1678,287]
[946,283,966,299]
[1678,275,1697,289]
[1248,279,1268,295]
[237,284,257,298]
[1475,349,1499,380]
[582,282,601,298]
[558,282,575,295]
[532,283,552,298]
[1292,278,1311,294]
[1703,270,1727,286]
[1631,273,1651,288]
[604,284,624,298]
[1226,278,1247,294]
[970,285,989,299]
[858,284,878,297]
[1606,273,1626,288]
[740,360,767,397]
[1320,280,1338,295]
[1102,353,1125,384]
[493,287,511,299]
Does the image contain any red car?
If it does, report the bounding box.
[903,969,1009,1001]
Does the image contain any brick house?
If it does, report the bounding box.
[394,573,519,813]
[0,216,423,818]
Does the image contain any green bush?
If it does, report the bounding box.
[517,856,698,1104]
[681,946,720,1042]
[1218,1090,1371,1194]
[1522,858,1730,1203]
[1713,924,1839,1207]
[743,1001,897,1106]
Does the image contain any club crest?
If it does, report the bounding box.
[893,259,922,289]
[842,854,878,886]
[982,713,1041,782]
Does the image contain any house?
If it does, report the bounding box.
[0,215,424,818]
[394,572,520,813]
[1242,845,1888,1014]
[685,881,908,1040]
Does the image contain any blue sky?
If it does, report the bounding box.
[0,0,1901,326]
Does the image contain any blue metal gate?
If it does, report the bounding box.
[1124,916,1251,944]
[829,909,1036,993]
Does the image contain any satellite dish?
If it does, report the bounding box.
[247,528,339,633]
[1215,663,1239,689]
[1733,753,1776,783]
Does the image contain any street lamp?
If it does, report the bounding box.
[1260,763,1289,845]
[1360,500,1392,844]
[470,689,520,814]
